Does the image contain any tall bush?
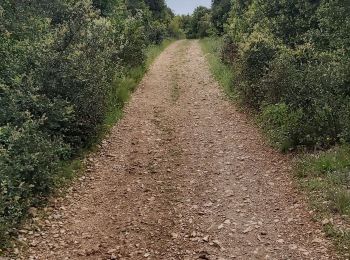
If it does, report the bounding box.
[222,0,350,149]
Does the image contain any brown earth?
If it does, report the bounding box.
[17,40,336,259]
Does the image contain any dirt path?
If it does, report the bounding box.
[20,40,335,260]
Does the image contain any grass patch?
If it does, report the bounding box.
[296,145,350,256]
[199,37,235,99]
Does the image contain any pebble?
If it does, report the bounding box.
[243,227,253,234]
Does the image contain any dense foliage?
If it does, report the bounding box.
[225,0,350,151]
[211,0,231,35]
[0,0,178,244]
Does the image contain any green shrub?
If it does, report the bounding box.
[0,120,69,245]
[148,20,167,44]
[0,81,71,243]
[310,0,350,51]
[120,15,148,66]
[235,31,277,108]
[211,0,232,35]
[261,47,348,148]
[260,103,303,151]
[223,0,350,149]
[41,6,119,148]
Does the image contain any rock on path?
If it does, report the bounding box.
[17,40,336,259]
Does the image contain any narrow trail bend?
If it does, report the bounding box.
[24,40,335,260]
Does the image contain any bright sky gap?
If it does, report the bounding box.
[165,0,211,15]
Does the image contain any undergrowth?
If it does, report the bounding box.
[297,146,350,257]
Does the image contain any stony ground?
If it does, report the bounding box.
[15,40,336,259]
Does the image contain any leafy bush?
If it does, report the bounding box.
[234,31,277,108]
[211,0,232,35]
[42,13,119,147]
[0,119,69,246]
[148,20,167,45]
[261,47,348,148]
[222,0,350,150]
[339,98,350,143]
[260,103,303,151]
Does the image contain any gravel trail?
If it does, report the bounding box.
[21,40,335,259]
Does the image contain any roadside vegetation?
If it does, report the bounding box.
[0,0,182,248]
[200,38,234,99]
[188,0,350,255]
[296,146,350,254]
